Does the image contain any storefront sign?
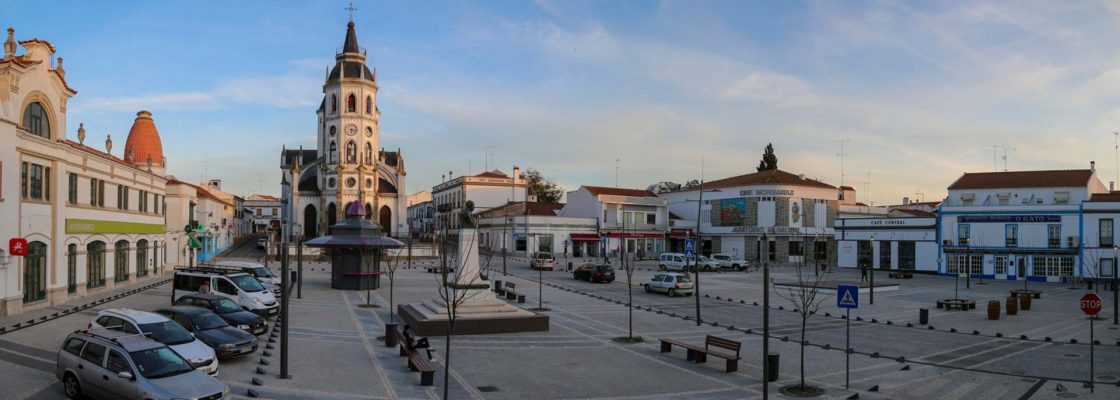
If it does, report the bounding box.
[729,226,804,235]
[65,219,166,234]
[739,189,795,197]
[957,215,1061,223]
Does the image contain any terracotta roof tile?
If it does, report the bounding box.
[473,171,508,178]
[583,185,656,197]
[1088,193,1120,202]
[947,170,1094,190]
[689,169,836,191]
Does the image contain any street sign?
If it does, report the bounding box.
[513,232,519,240]
[837,284,859,309]
[684,239,695,257]
[1081,292,1102,316]
[8,238,27,256]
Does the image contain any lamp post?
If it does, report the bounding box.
[1114,245,1118,325]
[869,234,876,305]
[686,186,719,327]
[761,232,770,399]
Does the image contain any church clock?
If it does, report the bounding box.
[345,124,358,136]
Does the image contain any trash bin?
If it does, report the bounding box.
[385,322,398,347]
[767,353,779,382]
[494,280,503,294]
[919,308,929,325]
[290,270,297,285]
[1018,293,1031,311]
[987,300,1000,320]
[1006,296,1018,315]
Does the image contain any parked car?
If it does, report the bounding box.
[155,306,259,359]
[710,253,747,271]
[173,266,279,317]
[89,309,218,376]
[56,329,231,400]
[658,253,692,272]
[174,294,269,336]
[643,273,695,297]
[256,238,267,249]
[694,256,722,272]
[573,264,616,283]
[531,252,556,271]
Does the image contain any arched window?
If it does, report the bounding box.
[329,141,338,164]
[22,102,50,138]
[327,203,338,234]
[114,240,129,283]
[347,94,356,113]
[67,244,77,293]
[331,94,338,113]
[364,143,373,164]
[24,242,47,303]
[365,203,373,220]
[379,206,392,235]
[304,204,318,239]
[365,96,372,114]
[87,241,106,288]
[136,239,149,277]
[345,141,357,163]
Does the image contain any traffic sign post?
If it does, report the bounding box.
[837,284,859,389]
[683,239,695,260]
[1082,292,1102,393]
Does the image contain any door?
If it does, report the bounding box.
[213,277,240,303]
[1017,257,1027,278]
[78,342,108,399]
[104,350,137,400]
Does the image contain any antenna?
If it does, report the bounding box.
[485,145,496,172]
[615,158,620,188]
[1000,146,1016,171]
[987,145,1000,171]
[837,138,851,189]
[1113,131,1119,189]
[915,190,924,203]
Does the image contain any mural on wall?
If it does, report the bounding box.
[717,198,747,227]
[789,198,803,227]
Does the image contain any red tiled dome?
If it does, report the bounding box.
[123,110,163,165]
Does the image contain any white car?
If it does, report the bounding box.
[256,238,268,249]
[710,253,747,271]
[90,308,219,376]
[643,273,695,297]
[658,253,690,272]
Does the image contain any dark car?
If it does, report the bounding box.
[174,294,268,336]
[155,306,258,359]
[573,263,615,283]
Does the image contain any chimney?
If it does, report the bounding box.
[902,197,910,205]
[513,166,521,185]
[1091,161,1095,171]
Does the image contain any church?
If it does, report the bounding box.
[279,20,407,239]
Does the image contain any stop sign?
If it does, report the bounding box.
[1081,292,1102,316]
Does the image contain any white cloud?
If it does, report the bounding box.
[72,70,321,113]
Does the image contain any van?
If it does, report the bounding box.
[205,260,280,286]
[658,253,691,272]
[172,266,279,317]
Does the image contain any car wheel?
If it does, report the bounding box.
[644,285,652,293]
[659,264,666,271]
[63,373,82,399]
[668,289,677,297]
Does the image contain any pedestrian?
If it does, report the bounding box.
[860,266,868,282]
[199,280,211,294]
[402,325,433,361]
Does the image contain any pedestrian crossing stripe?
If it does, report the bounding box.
[840,291,856,307]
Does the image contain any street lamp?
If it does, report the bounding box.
[869,234,876,305]
[1113,244,1118,325]
[761,231,770,399]
[692,186,721,327]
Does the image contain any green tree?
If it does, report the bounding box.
[757,143,778,171]
[521,168,563,203]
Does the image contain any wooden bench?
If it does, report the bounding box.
[504,282,526,304]
[936,299,975,311]
[426,266,456,274]
[1010,289,1041,299]
[888,272,913,279]
[393,327,435,386]
[659,335,742,372]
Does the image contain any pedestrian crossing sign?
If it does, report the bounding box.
[837,284,858,309]
[684,239,695,257]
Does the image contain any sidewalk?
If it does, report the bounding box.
[0,273,171,336]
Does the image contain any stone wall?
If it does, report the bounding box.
[776,198,789,227]
[826,200,839,228]
[746,198,759,227]
[803,199,815,228]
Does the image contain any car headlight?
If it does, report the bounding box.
[252,297,265,305]
[223,386,232,396]
[237,324,250,330]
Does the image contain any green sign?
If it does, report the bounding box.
[65,219,166,234]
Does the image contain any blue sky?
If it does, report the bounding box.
[6,0,1120,204]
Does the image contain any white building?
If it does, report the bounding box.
[1081,193,1120,281]
[477,202,597,257]
[245,194,281,233]
[407,200,434,238]
[559,186,668,259]
[280,21,408,240]
[835,217,939,271]
[659,169,838,265]
[432,169,527,236]
[0,30,170,315]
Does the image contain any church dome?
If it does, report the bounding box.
[123,110,164,165]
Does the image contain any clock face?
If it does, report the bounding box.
[365,127,373,138]
[346,124,358,136]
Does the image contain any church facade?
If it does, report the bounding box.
[280,21,407,239]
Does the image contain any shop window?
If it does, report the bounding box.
[788,240,804,256]
[814,241,828,261]
[879,242,891,269]
[994,255,1007,275]
[67,244,77,293]
[897,241,915,269]
[136,240,148,277]
[87,241,106,288]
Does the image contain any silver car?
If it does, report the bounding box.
[56,329,231,400]
[90,309,219,376]
[643,272,695,297]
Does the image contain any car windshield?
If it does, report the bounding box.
[229,275,265,292]
[674,275,692,283]
[251,267,274,278]
[130,347,194,379]
[138,321,195,346]
[212,298,243,314]
[190,313,229,330]
[537,253,553,259]
[713,255,728,260]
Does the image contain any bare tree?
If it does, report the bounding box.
[384,247,405,321]
[774,261,830,393]
[615,220,642,343]
[433,224,483,400]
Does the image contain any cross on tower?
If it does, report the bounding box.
[346,1,357,21]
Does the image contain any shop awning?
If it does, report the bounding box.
[668,229,694,239]
[605,232,664,239]
[570,233,601,242]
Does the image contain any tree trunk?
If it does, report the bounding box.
[443,320,452,400]
[628,276,633,339]
[389,278,395,322]
[800,317,806,388]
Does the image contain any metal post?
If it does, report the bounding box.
[1090,316,1095,393]
[1114,246,1118,325]
[280,240,290,379]
[297,236,303,299]
[762,233,770,399]
[695,184,704,327]
[845,308,850,389]
[870,235,875,305]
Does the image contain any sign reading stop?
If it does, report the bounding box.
[1080,292,1102,316]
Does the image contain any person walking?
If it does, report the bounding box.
[860,266,868,282]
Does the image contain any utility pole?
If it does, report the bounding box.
[761,232,770,399]
[615,158,620,188]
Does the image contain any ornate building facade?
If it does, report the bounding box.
[280,21,407,239]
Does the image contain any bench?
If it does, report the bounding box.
[504,282,526,304]
[426,266,456,274]
[936,299,975,311]
[888,272,913,279]
[393,327,435,386]
[659,335,742,372]
[1010,289,1041,299]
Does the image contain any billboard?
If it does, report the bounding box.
[716,198,747,227]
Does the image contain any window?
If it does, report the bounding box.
[789,240,804,256]
[114,240,129,283]
[879,242,891,269]
[81,342,107,365]
[331,94,338,113]
[364,142,372,164]
[345,141,356,163]
[152,241,159,274]
[23,241,47,303]
[68,173,77,204]
[62,338,86,356]
[1101,219,1114,247]
[365,95,372,114]
[329,141,337,163]
[897,241,915,269]
[946,254,982,275]
[1033,256,1074,277]
[215,278,238,295]
[994,255,1007,275]
[136,240,148,277]
[346,94,356,113]
[90,178,104,207]
[21,162,48,201]
[67,244,77,293]
[106,351,131,374]
[646,213,656,225]
[1048,224,1061,248]
[22,102,50,138]
[1005,225,1018,247]
[814,241,829,261]
[958,224,970,246]
[87,241,106,288]
[117,185,130,210]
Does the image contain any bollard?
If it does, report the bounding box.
[1006,296,1018,315]
[767,353,779,382]
[919,308,929,325]
[385,323,398,348]
[568,261,573,271]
